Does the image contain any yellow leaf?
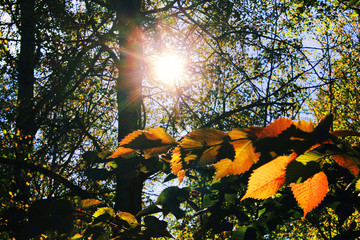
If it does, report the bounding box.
[117,212,138,228]
[291,171,328,218]
[242,154,296,200]
[79,199,102,209]
[259,118,293,138]
[93,207,115,218]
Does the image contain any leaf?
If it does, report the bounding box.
[213,129,259,178]
[291,171,329,218]
[181,128,228,149]
[295,150,323,164]
[117,212,138,228]
[108,128,177,159]
[259,118,293,138]
[79,199,102,209]
[93,207,115,219]
[177,169,186,185]
[242,155,296,200]
[355,179,360,191]
[143,127,178,158]
[331,153,360,176]
[170,147,183,174]
[108,130,143,158]
[294,120,315,133]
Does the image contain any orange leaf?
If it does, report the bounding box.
[331,153,360,176]
[143,127,177,158]
[177,170,186,185]
[291,171,328,218]
[242,154,296,200]
[108,130,143,158]
[181,129,227,149]
[294,120,315,133]
[259,118,293,138]
[214,129,259,179]
[170,148,183,175]
[108,128,177,159]
[214,158,233,179]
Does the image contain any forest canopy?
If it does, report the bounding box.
[1,0,360,239]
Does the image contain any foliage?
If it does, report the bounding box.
[1,0,360,239]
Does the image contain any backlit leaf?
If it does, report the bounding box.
[242,155,296,200]
[214,129,260,178]
[79,199,102,209]
[170,147,183,174]
[143,127,177,158]
[294,120,315,133]
[181,129,227,149]
[117,212,138,228]
[291,171,328,218]
[259,118,293,138]
[93,207,115,219]
[331,153,360,176]
[108,128,177,159]
[296,151,323,164]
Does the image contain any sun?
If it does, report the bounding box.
[152,53,186,85]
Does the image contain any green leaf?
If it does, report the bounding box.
[285,160,321,184]
[296,151,323,164]
[135,204,162,218]
[82,151,102,164]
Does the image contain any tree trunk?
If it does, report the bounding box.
[13,0,36,204]
[113,0,144,215]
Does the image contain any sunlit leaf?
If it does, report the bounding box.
[291,171,329,218]
[214,129,260,178]
[93,207,115,219]
[259,118,293,138]
[294,120,315,133]
[331,153,360,176]
[117,212,138,228]
[108,128,177,159]
[170,147,183,174]
[295,150,323,164]
[242,155,296,200]
[181,129,227,149]
[143,127,178,158]
[79,199,102,209]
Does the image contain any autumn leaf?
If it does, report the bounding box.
[294,120,315,133]
[331,153,360,176]
[108,127,177,159]
[291,171,328,218]
[177,170,186,185]
[258,118,293,138]
[143,127,178,158]
[241,154,296,200]
[181,129,228,150]
[79,199,102,209]
[170,147,183,175]
[117,212,138,228]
